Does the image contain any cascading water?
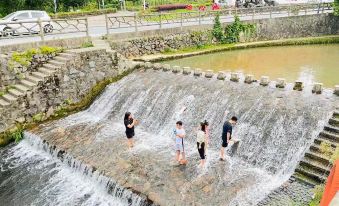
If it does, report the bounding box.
[1,70,336,205]
[0,133,149,206]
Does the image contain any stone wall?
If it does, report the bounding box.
[0,47,139,133]
[0,53,57,91]
[109,13,339,58]
[110,31,212,58]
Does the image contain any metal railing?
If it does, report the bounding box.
[106,3,333,33]
[0,18,88,41]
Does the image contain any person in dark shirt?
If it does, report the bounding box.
[220,116,238,161]
[124,112,138,149]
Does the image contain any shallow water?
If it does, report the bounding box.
[164,44,339,87]
[0,70,336,205]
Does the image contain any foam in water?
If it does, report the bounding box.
[0,133,148,206]
[2,70,335,205]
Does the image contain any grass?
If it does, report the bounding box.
[0,68,138,147]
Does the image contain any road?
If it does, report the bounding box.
[0,8,332,46]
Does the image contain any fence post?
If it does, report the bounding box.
[252,8,255,21]
[85,17,89,37]
[105,13,109,35]
[180,13,183,30]
[159,13,162,29]
[38,18,44,41]
[198,11,201,25]
[269,8,272,18]
[134,13,138,32]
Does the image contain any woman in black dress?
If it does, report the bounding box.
[124,112,138,149]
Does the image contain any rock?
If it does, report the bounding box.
[15,117,26,123]
[293,81,303,91]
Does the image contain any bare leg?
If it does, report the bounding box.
[181,152,186,161]
[220,147,225,160]
[176,151,180,162]
[201,159,206,167]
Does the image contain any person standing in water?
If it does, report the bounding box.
[197,120,209,167]
[124,112,138,149]
[220,116,238,161]
[174,121,187,165]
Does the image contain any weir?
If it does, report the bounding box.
[4,69,333,205]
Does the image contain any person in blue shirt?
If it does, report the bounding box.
[220,116,238,161]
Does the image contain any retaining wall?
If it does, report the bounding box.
[108,13,339,58]
[0,47,138,134]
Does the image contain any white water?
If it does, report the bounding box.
[1,70,335,205]
[0,133,148,206]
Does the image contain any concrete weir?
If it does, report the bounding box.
[28,64,337,205]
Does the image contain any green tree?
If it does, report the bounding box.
[212,13,225,43]
[335,0,339,16]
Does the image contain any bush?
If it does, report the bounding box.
[212,13,225,43]
[157,4,187,11]
[50,8,117,19]
[224,15,256,43]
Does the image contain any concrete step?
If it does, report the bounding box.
[49,60,65,67]
[20,79,37,89]
[32,71,49,80]
[329,117,339,127]
[44,63,60,70]
[295,165,327,184]
[305,151,331,165]
[300,156,331,174]
[324,125,339,134]
[26,75,43,84]
[310,143,337,154]
[38,67,56,75]
[319,131,339,144]
[1,93,17,102]
[14,84,30,93]
[0,98,10,107]
[334,110,339,118]
[58,52,76,58]
[292,173,318,187]
[8,88,25,97]
[54,56,69,62]
[314,137,337,148]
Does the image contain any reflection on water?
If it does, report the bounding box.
[164,44,339,87]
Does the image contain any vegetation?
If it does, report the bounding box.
[82,41,94,48]
[335,0,339,16]
[0,0,118,17]
[10,46,63,68]
[0,68,138,147]
[212,14,224,43]
[309,184,325,206]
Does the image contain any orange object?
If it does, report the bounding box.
[320,160,339,206]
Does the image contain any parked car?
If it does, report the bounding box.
[0,10,53,37]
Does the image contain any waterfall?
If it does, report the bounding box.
[0,133,150,206]
[1,70,335,205]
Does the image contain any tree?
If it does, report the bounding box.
[212,13,225,43]
[335,0,339,16]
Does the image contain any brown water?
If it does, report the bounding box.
[164,44,339,87]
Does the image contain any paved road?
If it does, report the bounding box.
[0,9,332,46]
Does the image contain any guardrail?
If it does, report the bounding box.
[0,18,89,41]
[106,3,333,33]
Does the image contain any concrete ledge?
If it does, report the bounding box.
[0,36,91,53]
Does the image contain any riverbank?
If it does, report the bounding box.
[134,35,339,62]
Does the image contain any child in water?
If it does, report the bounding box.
[174,121,187,165]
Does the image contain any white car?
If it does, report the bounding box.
[0,10,53,37]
